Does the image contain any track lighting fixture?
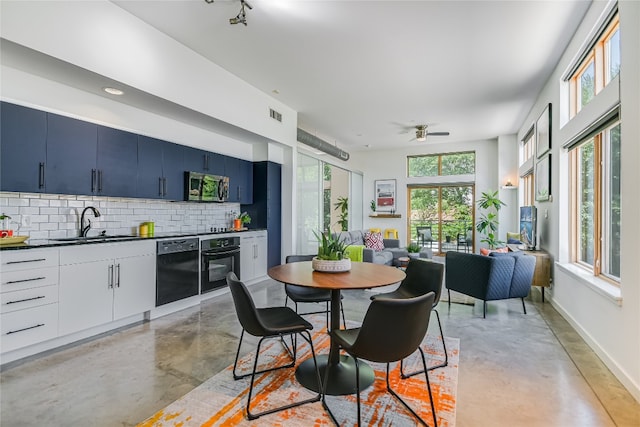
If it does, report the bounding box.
[229,0,252,26]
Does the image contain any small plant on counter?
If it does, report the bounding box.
[236,212,251,225]
[313,229,349,260]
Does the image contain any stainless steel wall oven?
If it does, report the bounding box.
[201,236,240,293]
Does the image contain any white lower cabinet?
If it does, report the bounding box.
[240,231,268,282]
[59,241,156,336]
[1,248,60,353]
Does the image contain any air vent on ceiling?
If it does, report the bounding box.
[269,108,282,122]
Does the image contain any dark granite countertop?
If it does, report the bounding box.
[0,228,266,251]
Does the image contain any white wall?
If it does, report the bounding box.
[515,0,640,401]
[348,138,511,247]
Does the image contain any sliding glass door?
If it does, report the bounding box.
[408,185,474,254]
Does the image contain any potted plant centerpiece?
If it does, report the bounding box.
[312,230,351,272]
[407,242,421,259]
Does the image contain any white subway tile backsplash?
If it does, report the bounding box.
[0,192,240,239]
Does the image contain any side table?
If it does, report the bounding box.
[397,256,410,270]
[523,250,551,302]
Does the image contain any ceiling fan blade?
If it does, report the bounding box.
[427,131,450,136]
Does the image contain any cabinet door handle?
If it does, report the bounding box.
[6,323,45,335]
[108,264,114,289]
[6,276,46,284]
[115,263,121,288]
[6,258,46,265]
[98,170,103,192]
[91,169,97,193]
[6,295,46,305]
[204,154,209,171]
[237,186,241,201]
[163,178,167,196]
[39,162,45,189]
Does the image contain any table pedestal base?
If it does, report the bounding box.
[295,354,375,396]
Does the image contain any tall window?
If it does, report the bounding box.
[519,128,535,206]
[570,121,620,281]
[569,13,619,118]
[408,152,475,177]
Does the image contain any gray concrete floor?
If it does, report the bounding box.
[1,279,639,426]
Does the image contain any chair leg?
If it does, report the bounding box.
[233,330,295,380]
[483,301,486,318]
[521,297,527,314]
[245,331,321,420]
[400,309,448,379]
[340,301,347,329]
[387,348,438,427]
[447,289,451,308]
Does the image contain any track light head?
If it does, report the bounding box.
[229,0,251,26]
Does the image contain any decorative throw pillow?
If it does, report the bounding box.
[480,247,509,256]
[364,231,385,251]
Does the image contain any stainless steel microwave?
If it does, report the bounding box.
[184,172,229,202]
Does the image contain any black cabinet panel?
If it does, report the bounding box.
[46,113,97,196]
[137,136,165,199]
[183,146,209,174]
[0,102,47,192]
[97,126,138,197]
[137,136,184,200]
[248,161,281,268]
[161,141,185,201]
[225,156,253,204]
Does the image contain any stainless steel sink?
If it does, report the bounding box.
[51,235,137,242]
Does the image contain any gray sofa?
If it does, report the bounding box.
[333,230,408,265]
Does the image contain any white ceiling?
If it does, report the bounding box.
[44,1,597,152]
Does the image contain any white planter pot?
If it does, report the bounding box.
[312,257,351,273]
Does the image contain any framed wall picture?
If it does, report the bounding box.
[375,179,396,212]
[536,103,552,158]
[535,154,551,201]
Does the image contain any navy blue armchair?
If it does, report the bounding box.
[445,251,536,317]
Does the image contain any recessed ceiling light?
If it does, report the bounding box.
[272,89,280,95]
[103,87,124,96]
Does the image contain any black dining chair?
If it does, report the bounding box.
[226,272,322,420]
[323,292,438,427]
[284,254,346,330]
[371,259,447,376]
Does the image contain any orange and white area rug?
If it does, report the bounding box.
[138,321,458,426]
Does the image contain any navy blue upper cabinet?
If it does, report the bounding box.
[46,113,98,196]
[97,126,138,197]
[184,147,225,175]
[137,136,184,200]
[1,102,47,193]
[224,156,253,204]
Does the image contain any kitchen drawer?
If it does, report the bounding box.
[0,249,59,272]
[1,284,58,314]
[1,266,59,293]
[1,303,58,352]
[59,240,155,265]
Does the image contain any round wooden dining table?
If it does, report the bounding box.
[268,261,405,395]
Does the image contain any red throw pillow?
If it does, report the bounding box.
[364,231,384,251]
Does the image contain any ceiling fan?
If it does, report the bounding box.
[414,125,450,142]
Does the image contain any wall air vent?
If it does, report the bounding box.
[269,108,282,122]
[297,128,350,161]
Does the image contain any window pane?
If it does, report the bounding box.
[441,152,475,175]
[579,139,595,265]
[408,155,438,177]
[579,61,595,109]
[607,29,620,82]
[296,153,321,254]
[605,124,621,278]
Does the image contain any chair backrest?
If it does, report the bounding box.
[285,254,315,264]
[416,226,432,240]
[347,292,435,363]
[400,259,444,306]
[226,272,266,336]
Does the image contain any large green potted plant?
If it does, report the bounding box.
[312,229,351,272]
[475,190,506,249]
[334,196,349,231]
